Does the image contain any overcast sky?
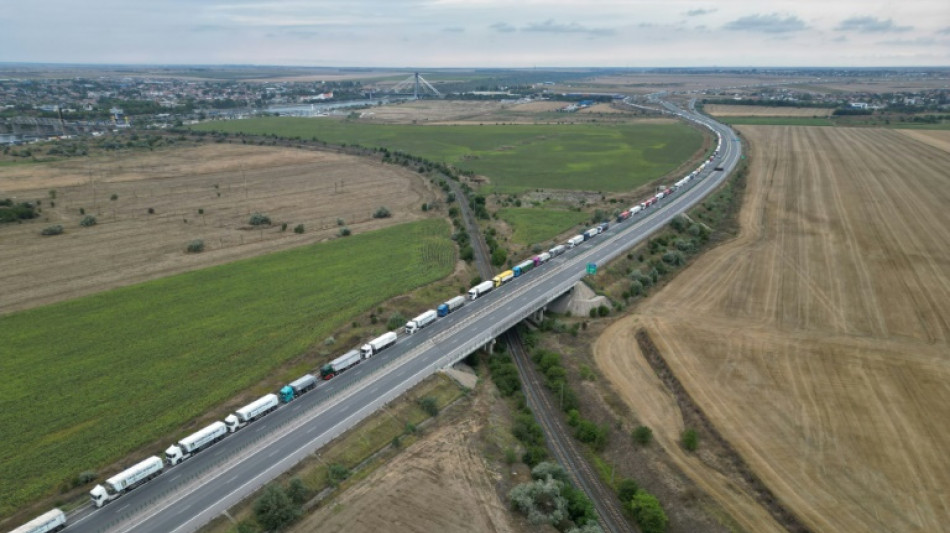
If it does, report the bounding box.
[2,0,948,67]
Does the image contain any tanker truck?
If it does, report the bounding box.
[279,373,317,403]
[90,456,164,508]
[10,508,66,533]
[225,394,279,432]
[165,421,228,465]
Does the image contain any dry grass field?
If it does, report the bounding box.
[704,104,833,117]
[595,126,950,532]
[359,99,510,123]
[896,129,950,153]
[0,144,435,313]
[290,379,523,533]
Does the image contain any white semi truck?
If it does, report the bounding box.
[468,280,494,300]
[165,421,228,465]
[567,235,584,248]
[10,508,66,533]
[405,309,437,334]
[90,456,164,508]
[360,331,398,357]
[224,394,279,433]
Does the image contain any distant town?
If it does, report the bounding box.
[1,66,948,145]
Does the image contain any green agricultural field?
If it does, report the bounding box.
[718,116,835,126]
[498,207,591,246]
[193,118,703,194]
[0,219,454,517]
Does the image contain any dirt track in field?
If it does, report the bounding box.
[595,126,950,533]
[291,385,520,533]
[704,104,832,117]
[0,144,436,313]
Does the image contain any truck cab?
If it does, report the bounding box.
[90,484,111,507]
[164,445,184,465]
[279,385,295,403]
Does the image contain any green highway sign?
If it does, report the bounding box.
[586,262,597,275]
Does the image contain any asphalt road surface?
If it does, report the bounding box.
[63,100,740,533]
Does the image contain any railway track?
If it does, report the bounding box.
[505,331,635,533]
[447,174,633,532]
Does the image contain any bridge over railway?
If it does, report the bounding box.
[63,98,740,533]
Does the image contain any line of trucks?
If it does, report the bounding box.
[21,121,726,528]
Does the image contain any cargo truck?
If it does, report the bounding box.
[405,309,437,334]
[582,228,598,241]
[225,394,279,432]
[360,331,398,357]
[165,421,228,465]
[616,210,630,223]
[533,252,551,266]
[320,349,362,380]
[597,222,609,233]
[90,456,164,508]
[513,260,534,277]
[567,235,584,248]
[549,244,566,257]
[280,373,317,402]
[437,295,465,316]
[10,508,66,533]
[492,270,514,287]
[468,280,494,300]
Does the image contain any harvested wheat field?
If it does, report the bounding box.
[0,144,435,313]
[291,387,519,533]
[896,129,950,154]
[596,126,950,533]
[361,99,507,123]
[704,104,832,117]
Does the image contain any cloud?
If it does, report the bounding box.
[685,8,716,17]
[835,16,912,33]
[831,35,848,43]
[442,26,464,33]
[522,19,615,37]
[489,22,516,33]
[877,37,936,46]
[723,13,807,33]
[937,26,950,35]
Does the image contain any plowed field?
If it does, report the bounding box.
[595,126,950,532]
[704,104,832,117]
[0,144,433,313]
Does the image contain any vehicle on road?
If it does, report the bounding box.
[90,456,164,508]
[320,349,362,380]
[225,394,279,432]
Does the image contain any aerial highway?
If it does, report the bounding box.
[62,100,741,533]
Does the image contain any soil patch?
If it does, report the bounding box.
[0,144,436,313]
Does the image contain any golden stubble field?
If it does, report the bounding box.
[704,104,833,117]
[0,144,436,313]
[595,126,950,532]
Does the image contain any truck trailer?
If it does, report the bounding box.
[567,235,584,248]
[165,421,228,465]
[492,270,514,287]
[90,456,164,508]
[513,260,534,277]
[10,508,66,533]
[437,295,465,317]
[360,331,398,357]
[280,373,317,402]
[582,228,598,241]
[225,394,279,432]
[320,349,362,380]
[549,244,566,257]
[533,252,551,266]
[468,280,494,300]
[405,309,437,334]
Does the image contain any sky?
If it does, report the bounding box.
[2,0,948,67]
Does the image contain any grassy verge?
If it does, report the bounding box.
[199,373,467,533]
[497,207,591,247]
[0,219,455,518]
[191,119,704,193]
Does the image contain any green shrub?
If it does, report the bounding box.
[373,206,391,218]
[249,212,271,226]
[79,215,97,227]
[41,225,64,236]
[418,396,439,417]
[575,419,608,450]
[632,425,653,446]
[386,311,406,330]
[682,428,698,451]
[186,240,205,253]
[630,490,668,533]
[295,224,306,234]
[617,478,639,504]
